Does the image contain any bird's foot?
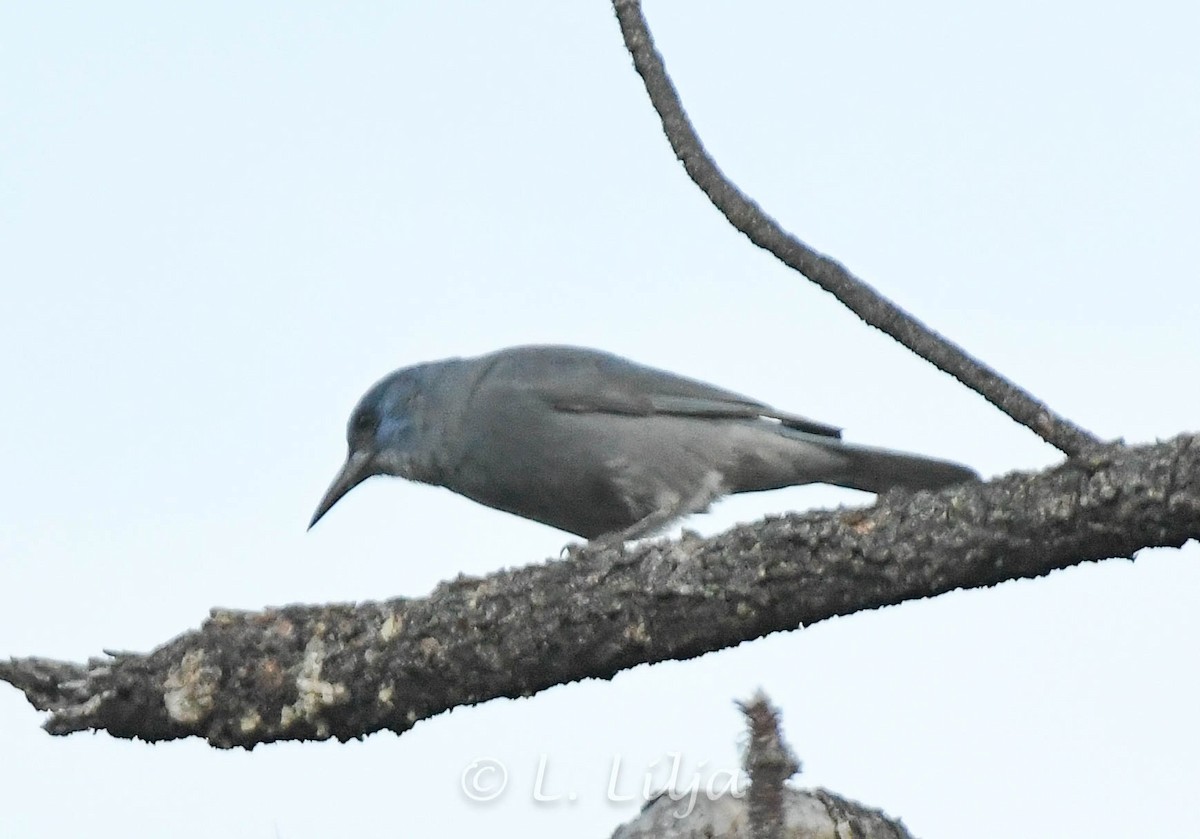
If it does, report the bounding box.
[561,534,630,560]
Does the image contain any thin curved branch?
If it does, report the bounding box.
[2,434,1196,747]
[610,0,1100,457]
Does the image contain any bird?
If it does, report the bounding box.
[309,345,977,541]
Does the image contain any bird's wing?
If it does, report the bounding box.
[552,391,843,439]
[493,345,843,439]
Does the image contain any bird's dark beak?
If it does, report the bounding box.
[309,450,374,530]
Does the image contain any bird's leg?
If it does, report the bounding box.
[608,470,727,543]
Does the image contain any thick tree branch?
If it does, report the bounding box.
[1,435,1196,747]
[610,0,1100,457]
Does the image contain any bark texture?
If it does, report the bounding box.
[610,785,914,839]
[2,435,1197,748]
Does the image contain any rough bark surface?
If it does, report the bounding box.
[610,785,915,839]
[2,435,1197,747]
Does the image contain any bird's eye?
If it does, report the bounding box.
[348,410,377,445]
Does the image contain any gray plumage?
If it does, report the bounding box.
[310,345,977,540]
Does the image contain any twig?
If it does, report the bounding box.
[610,0,1100,457]
[740,691,800,839]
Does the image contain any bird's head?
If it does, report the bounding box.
[308,365,434,529]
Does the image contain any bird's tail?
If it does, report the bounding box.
[819,439,978,494]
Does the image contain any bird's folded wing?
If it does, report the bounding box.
[482,345,844,439]
[533,386,842,439]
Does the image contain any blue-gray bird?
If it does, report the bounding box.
[309,345,977,540]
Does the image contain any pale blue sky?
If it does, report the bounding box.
[2,2,1198,837]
